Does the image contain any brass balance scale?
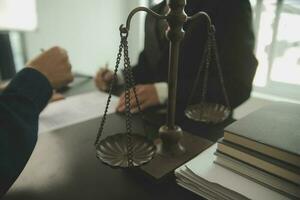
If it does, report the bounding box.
[94,0,231,178]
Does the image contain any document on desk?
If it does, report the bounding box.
[175,144,290,200]
[38,91,118,134]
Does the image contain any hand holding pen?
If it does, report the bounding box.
[94,63,114,92]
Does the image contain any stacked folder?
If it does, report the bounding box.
[175,144,290,200]
[215,103,300,199]
[175,102,300,200]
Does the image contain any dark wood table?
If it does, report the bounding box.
[3,113,208,200]
[4,78,232,200]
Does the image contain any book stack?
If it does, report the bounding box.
[175,102,300,200]
[175,144,290,200]
[215,102,300,199]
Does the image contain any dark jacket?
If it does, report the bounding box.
[131,0,258,120]
[0,68,52,197]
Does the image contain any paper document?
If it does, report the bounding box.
[39,91,118,134]
[175,144,289,200]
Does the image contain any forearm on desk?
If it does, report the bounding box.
[0,68,52,197]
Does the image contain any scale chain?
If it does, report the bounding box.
[123,40,148,138]
[187,38,209,106]
[187,25,230,111]
[123,37,134,167]
[201,34,212,104]
[94,37,124,147]
[95,28,148,167]
[211,33,231,109]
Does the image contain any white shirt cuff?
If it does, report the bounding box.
[154,82,168,104]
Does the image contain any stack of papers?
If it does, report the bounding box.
[175,144,289,200]
[39,91,118,134]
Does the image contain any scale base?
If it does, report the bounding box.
[139,131,213,180]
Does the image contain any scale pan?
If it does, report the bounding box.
[96,133,156,168]
[185,102,230,124]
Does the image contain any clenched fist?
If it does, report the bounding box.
[26,46,74,89]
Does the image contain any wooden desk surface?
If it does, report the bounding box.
[3,114,205,200]
[3,78,230,200]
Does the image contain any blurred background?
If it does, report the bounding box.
[1,0,300,113]
[0,0,148,77]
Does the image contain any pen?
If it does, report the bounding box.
[102,62,110,79]
[73,72,93,79]
[104,62,109,72]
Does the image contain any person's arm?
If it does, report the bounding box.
[113,50,156,86]
[0,46,73,197]
[94,50,155,91]
[0,68,52,196]
[212,0,258,108]
[130,2,167,85]
[175,0,258,115]
[130,51,155,84]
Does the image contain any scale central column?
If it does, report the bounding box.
[157,0,187,156]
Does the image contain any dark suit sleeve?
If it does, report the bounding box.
[130,4,164,85]
[131,50,155,84]
[0,68,52,197]
[214,0,258,108]
[176,0,257,115]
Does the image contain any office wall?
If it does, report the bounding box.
[24,0,146,75]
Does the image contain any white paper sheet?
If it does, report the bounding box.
[38,91,118,134]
